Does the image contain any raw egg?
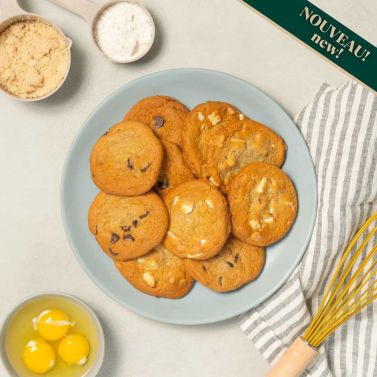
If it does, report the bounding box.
[58,333,90,366]
[33,309,73,341]
[23,338,56,374]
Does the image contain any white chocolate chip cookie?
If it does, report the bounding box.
[228,162,297,246]
[115,245,193,299]
[163,179,231,260]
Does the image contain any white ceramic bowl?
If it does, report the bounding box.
[0,292,105,377]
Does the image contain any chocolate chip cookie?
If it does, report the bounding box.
[185,237,265,292]
[154,140,194,197]
[206,118,286,192]
[181,101,241,177]
[88,191,169,261]
[124,95,189,145]
[90,120,164,196]
[115,244,194,299]
[228,162,297,246]
[163,179,230,260]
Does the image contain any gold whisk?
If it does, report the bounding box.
[267,211,377,377]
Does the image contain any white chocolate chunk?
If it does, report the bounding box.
[269,207,274,214]
[147,261,158,269]
[198,112,205,121]
[143,272,156,287]
[249,219,261,229]
[239,114,244,120]
[208,112,222,126]
[255,177,267,193]
[172,196,180,206]
[182,203,194,214]
[227,107,236,115]
[200,239,208,246]
[285,201,294,208]
[263,216,274,224]
[205,199,214,209]
[167,231,178,239]
[208,176,219,186]
[187,253,203,259]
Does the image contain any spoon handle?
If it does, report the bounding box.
[47,0,99,23]
[0,0,26,21]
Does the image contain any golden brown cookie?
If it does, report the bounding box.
[124,95,189,145]
[154,140,194,197]
[185,237,265,292]
[181,101,241,177]
[90,120,163,196]
[88,191,169,261]
[228,162,297,247]
[115,245,194,299]
[163,179,230,260]
[206,118,286,192]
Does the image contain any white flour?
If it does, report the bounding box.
[94,2,154,62]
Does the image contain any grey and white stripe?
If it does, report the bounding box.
[241,81,377,377]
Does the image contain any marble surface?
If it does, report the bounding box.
[1,0,374,376]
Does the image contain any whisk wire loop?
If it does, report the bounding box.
[304,212,377,348]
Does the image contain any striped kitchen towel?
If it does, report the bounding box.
[241,81,377,377]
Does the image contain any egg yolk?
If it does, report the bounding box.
[58,333,90,366]
[23,338,56,374]
[34,309,73,341]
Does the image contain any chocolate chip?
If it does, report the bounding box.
[132,219,138,227]
[95,225,98,235]
[139,210,150,219]
[103,131,108,136]
[202,265,207,272]
[124,234,135,242]
[121,225,131,232]
[127,158,134,170]
[156,178,169,190]
[108,248,119,256]
[219,276,223,286]
[111,233,120,244]
[234,254,239,263]
[225,261,234,268]
[140,162,152,173]
[154,116,165,128]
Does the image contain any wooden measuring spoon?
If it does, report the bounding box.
[0,0,72,101]
[47,0,155,63]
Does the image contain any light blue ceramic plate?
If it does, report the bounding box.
[61,69,317,325]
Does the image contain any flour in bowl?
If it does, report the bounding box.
[94,2,154,62]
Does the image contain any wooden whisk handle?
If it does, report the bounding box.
[265,337,318,377]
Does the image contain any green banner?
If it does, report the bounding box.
[242,0,377,93]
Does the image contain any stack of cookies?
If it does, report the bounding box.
[88,96,297,299]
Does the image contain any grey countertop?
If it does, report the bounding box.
[1,1,375,376]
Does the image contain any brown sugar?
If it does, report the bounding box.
[0,19,69,99]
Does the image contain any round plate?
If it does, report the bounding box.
[61,69,317,325]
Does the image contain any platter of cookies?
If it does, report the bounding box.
[61,69,317,324]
